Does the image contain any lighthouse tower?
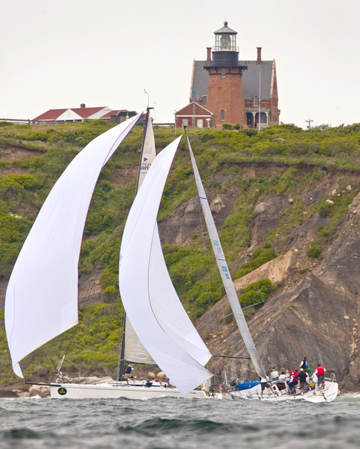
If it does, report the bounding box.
[205,22,247,128]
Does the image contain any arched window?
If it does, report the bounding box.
[221,110,225,121]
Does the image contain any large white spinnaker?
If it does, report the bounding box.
[186,133,267,381]
[119,137,212,394]
[5,114,141,378]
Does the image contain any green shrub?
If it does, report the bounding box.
[239,278,277,306]
[319,202,333,217]
[307,246,321,258]
[236,247,277,278]
[222,123,233,130]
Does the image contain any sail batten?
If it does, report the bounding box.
[119,137,212,394]
[5,114,141,378]
[186,133,267,381]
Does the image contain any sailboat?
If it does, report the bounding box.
[4,112,220,400]
[117,125,338,403]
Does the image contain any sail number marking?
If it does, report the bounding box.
[221,265,230,279]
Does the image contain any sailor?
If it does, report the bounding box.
[288,369,299,393]
[314,364,326,389]
[124,364,134,383]
[270,368,279,383]
[299,357,311,374]
[277,372,287,391]
[298,368,308,392]
[285,369,291,384]
[260,377,270,398]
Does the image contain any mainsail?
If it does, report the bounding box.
[119,137,212,394]
[185,132,267,381]
[123,110,156,365]
[5,114,141,378]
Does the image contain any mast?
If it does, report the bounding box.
[117,107,155,381]
[184,128,267,380]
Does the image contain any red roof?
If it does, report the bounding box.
[100,109,127,119]
[33,109,67,120]
[71,107,107,118]
[33,106,109,121]
[175,101,214,116]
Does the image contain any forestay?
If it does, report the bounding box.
[119,137,212,394]
[186,133,267,381]
[5,114,141,378]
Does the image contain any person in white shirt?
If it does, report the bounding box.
[277,372,287,391]
[270,368,279,382]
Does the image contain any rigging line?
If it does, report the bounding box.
[212,355,251,360]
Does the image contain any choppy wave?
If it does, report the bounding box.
[1,397,360,449]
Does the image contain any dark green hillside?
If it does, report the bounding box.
[1,120,360,385]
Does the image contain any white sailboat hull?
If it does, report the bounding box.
[230,380,338,403]
[50,382,223,400]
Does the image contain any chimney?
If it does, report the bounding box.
[257,47,262,65]
[80,103,86,108]
[206,47,211,63]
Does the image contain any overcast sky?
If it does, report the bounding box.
[1,0,359,128]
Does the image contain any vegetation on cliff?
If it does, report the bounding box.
[0,120,360,384]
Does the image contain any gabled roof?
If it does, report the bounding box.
[33,109,68,120]
[176,101,214,116]
[191,60,274,101]
[34,106,112,121]
[99,109,126,119]
[70,107,107,119]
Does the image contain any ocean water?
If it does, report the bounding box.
[1,396,360,449]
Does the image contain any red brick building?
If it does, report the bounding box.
[178,22,280,128]
[175,101,215,128]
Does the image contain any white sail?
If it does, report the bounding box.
[186,133,267,380]
[5,114,141,378]
[124,111,156,364]
[119,137,212,394]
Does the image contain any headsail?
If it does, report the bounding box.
[5,114,141,378]
[119,137,212,394]
[185,132,267,380]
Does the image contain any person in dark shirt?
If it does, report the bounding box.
[298,368,308,391]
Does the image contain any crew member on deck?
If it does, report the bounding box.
[298,368,308,392]
[315,364,326,389]
[260,378,270,398]
[270,368,279,383]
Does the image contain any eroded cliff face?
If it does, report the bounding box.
[196,185,360,392]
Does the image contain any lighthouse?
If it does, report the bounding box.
[205,22,247,128]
